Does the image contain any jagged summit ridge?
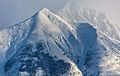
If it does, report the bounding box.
[59,6,120,41]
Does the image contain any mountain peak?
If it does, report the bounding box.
[37,8,51,16]
[41,8,49,12]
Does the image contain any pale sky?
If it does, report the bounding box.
[0,0,120,29]
[0,0,69,28]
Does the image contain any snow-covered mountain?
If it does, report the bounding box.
[0,8,82,76]
[0,4,120,76]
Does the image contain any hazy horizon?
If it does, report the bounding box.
[0,0,69,29]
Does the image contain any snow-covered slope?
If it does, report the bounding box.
[58,3,120,76]
[0,8,82,76]
[0,5,120,76]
